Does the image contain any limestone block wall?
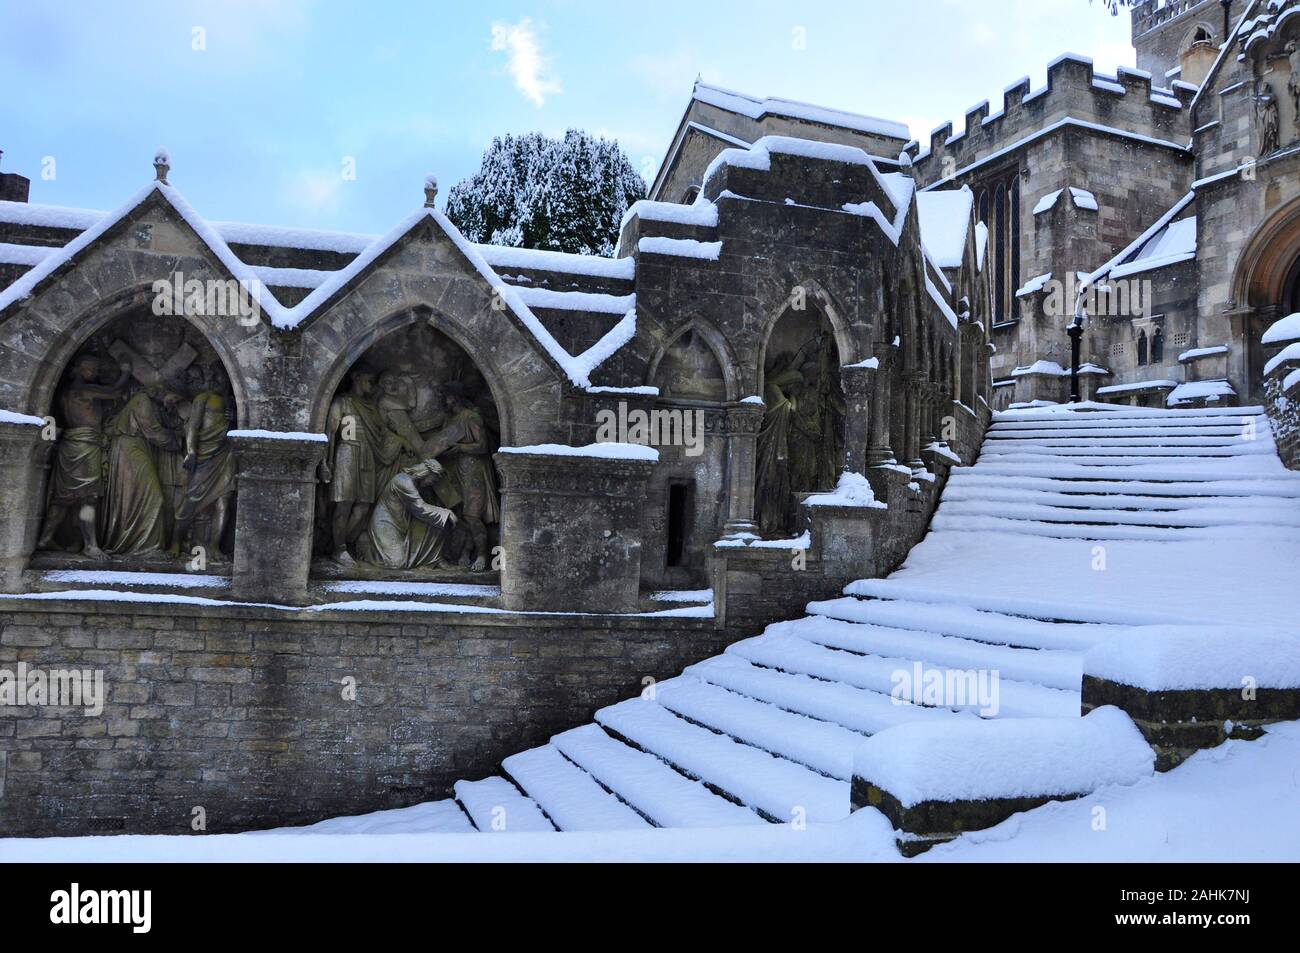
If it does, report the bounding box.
[0,599,728,836]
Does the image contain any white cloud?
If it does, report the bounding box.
[288,167,347,216]
[490,18,561,107]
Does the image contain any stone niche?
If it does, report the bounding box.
[34,309,238,571]
[315,322,503,579]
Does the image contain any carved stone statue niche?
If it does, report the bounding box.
[37,312,237,564]
[754,321,846,536]
[318,324,501,575]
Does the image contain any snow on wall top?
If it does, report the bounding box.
[692,81,910,142]
[1084,625,1300,690]
[853,706,1154,807]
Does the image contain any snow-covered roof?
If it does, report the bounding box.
[1167,378,1235,407]
[691,81,910,141]
[1262,312,1300,346]
[1095,378,1178,395]
[1032,186,1099,216]
[1084,191,1197,288]
[1178,344,1230,362]
[915,188,973,270]
[0,180,639,392]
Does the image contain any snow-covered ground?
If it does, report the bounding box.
[1,722,1294,862]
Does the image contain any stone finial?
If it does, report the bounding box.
[898,150,914,174]
[424,174,438,208]
[153,148,171,184]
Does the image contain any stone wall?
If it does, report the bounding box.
[0,598,727,836]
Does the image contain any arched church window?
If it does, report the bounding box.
[994,184,1007,320]
[1193,27,1212,44]
[1150,327,1164,364]
[1010,178,1021,319]
[1137,330,1148,366]
[681,185,701,205]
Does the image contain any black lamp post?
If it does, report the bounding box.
[1067,316,1084,404]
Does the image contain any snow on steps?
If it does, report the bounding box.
[452,776,555,833]
[501,744,650,832]
[431,404,1294,840]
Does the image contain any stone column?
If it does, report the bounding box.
[0,419,51,594]
[230,433,326,605]
[722,401,765,535]
[867,348,895,466]
[904,375,924,465]
[840,363,874,476]
[495,447,655,613]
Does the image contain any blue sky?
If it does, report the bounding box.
[0,0,1136,234]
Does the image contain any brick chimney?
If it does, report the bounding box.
[0,151,31,203]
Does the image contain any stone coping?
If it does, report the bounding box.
[0,593,716,631]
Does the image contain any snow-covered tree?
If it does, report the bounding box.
[446,130,646,258]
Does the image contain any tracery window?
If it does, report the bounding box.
[974,167,1022,323]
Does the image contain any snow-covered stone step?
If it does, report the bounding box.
[846,577,1181,626]
[980,443,1272,459]
[728,632,1079,719]
[961,461,1291,482]
[940,483,1300,511]
[452,776,556,833]
[994,406,1263,423]
[550,723,764,828]
[987,425,1252,440]
[946,471,1300,497]
[811,596,1118,651]
[985,435,1253,449]
[686,655,973,735]
[938,498,1300,529]
[929,512,1216,540]
[798,606,1082,690]
[656,675,865,780]
[988,417,1262,434]
[596,697,849,822]
[502,743,651,832]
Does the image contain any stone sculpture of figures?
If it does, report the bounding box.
[36,355,131,558]
[421,381,500,572]
[101,387,180,556]
[1258,83,1282,156]
[169,363,235,558]
[358,458,458,569]
[1288,42,1300,132]
[754,342,845,536]
[755,356,804,535]
[320,371,408,567]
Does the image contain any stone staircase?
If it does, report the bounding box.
[409,404,1299,834]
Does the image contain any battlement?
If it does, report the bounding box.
[1132,0,1206,39]
[912,54,1195,186]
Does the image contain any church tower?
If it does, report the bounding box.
[1131,0,1233,86]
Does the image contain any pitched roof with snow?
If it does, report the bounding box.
[915,188,974,270]
[691,82,911,141]
[0,183,640,392]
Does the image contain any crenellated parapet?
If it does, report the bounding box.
[912,54,1195,187]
